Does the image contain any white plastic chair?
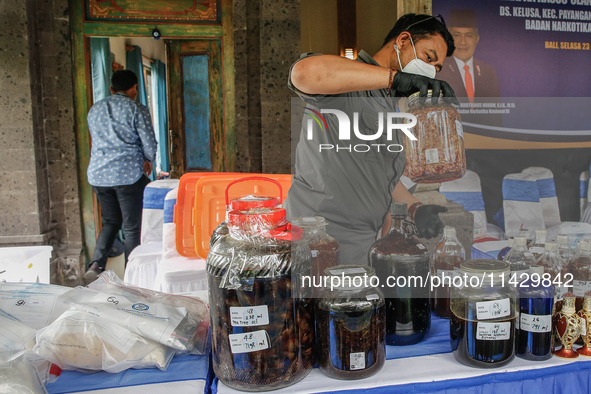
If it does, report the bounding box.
[502,172,545,237]
[521,167,561,228]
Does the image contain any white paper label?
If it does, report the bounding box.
[554,285,569,302]
[573,281,591,298]
[230,306,269,327]
[311,250,319,258]
[417,244,426,250]
[229,330,270,354]
[436,268,462,279]
[581,316,587,336]
[529,247,544,255]
[476,298,511,320]
[366,294,379,301]
[520,313,552,333]
[350,352,366,370]
[455,120,464,139]
[425,148,439,164]
[329,267,366,276]
[476,322,512,340]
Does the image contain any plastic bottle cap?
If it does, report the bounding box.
[514,236,527,247]
[390,202,408,216]
[535,228,547,237]
[580,239,591,251]
[443,226,457,238]
[545,241,557,252]
[557,234,569,243]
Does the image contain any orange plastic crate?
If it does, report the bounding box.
[193,174,292,259]
[174,172,240,257]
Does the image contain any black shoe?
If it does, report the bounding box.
[83,262,104,285]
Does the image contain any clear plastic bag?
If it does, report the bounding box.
[0,308,37,350]
[34,309,173,373]
[84,270,210,354]
[0,350,48,394]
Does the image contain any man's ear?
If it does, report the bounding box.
[109,87,115,94]
[395,32,411,51]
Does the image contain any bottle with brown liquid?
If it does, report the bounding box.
[431,226,465,318]
[291,216,340,282]
[568,238,591,311]
[557,234,574,263]
[369,202,430,346]
[529,228,547,261]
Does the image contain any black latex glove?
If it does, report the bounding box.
[391,71,458,105]
[414,204,447,239]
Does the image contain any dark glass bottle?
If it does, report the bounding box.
[516,266,554,361]
[431,226,465,318]
[369,202,430,346]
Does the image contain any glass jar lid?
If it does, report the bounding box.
[230,195,280,211]
[460,259,509,278]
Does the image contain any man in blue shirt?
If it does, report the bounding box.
[85,70,157,284]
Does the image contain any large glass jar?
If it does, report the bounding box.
[369,202,430,346]
[450,259,517,368]
[567,238,591,311]
[403,91,466,183]
[315,265,385,380]
[291,216,340,281]
[431,226,465,319]
[207,207,314,391]
[209,195,281,248]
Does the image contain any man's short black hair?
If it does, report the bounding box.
[111,70,138,92]
[382,13,455,57]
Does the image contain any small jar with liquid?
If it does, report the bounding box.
[450,259,517,368]
[503,236,533,278]
[315,265,386,379]
[557,234,574,263]
[529,229,547,261]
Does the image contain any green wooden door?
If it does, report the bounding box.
[167,39,224,178]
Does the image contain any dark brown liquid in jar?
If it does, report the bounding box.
[450,313,516,368]
[432,255,463,318]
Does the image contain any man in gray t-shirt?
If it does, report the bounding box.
[285,14,458,266]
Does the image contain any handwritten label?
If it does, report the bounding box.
[230,306,269,327]
[573,281,591,298]
[350,352,365,370]
[311,250,319,258]
[229,330,270,354]
[476,298,511,320]
[425,148,439,165]
[417,244,426,250]
[520,313,552,333]
[476,322,511,340]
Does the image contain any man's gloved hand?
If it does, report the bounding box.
[414,204,447,239]
[391,71,458,105]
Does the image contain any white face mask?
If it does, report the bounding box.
[394,37,437,79]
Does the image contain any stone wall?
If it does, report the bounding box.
[0,0,83,285]
[233,0,300,174]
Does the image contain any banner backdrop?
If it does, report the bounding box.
[432,0,591,149]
